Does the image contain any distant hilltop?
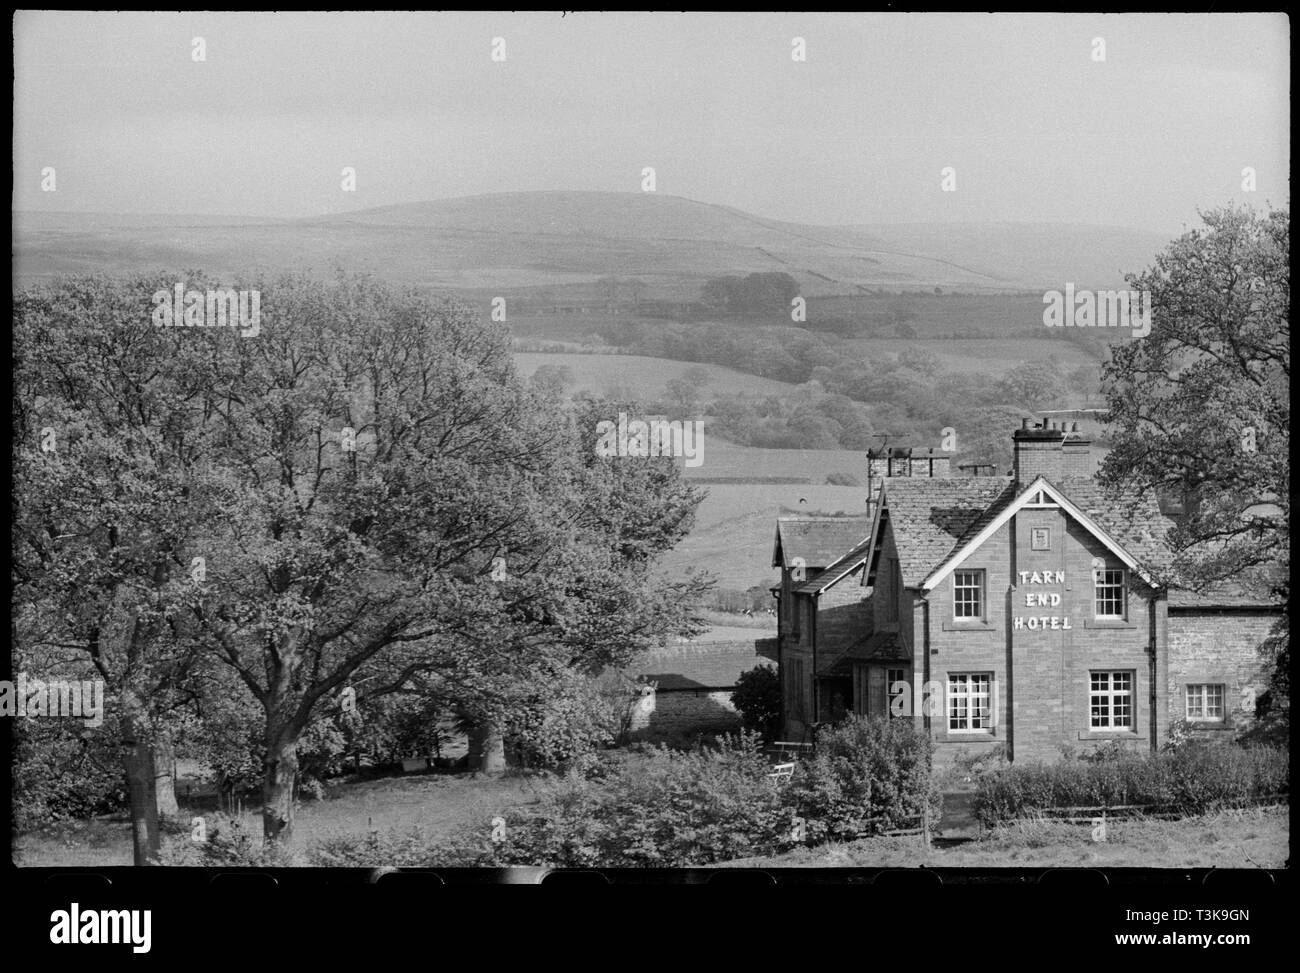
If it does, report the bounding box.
[14,191,1170,292]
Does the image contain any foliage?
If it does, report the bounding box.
[973,743,1289,826]
[1247,613,1290,745]
[1102,205,1289,582]
[15,270,709,844]
[344,694,455,766]
[502,670,642,769]
[1100,205,1289,720]
[450,733,792,867]
[12,716,129,830]
[732,665,782,739]
[785,716,942,843]
[306,827,449,867]
[172,670,264,798]
[997,360,1066,408]
[13,271,245,858]
[154,814,294,866]
[701,272,800,312]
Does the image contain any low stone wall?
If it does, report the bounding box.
[629,687,743,741]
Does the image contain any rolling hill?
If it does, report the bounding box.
[13,192,1170,292]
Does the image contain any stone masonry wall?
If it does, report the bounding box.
[1166,610,1277,740]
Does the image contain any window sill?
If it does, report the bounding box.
[1184,720,1234,731]
[941,620,996,632]
[939,729,998,743]
[1083,619,1137,629]
[1077,730,1147,741]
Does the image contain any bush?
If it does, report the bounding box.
[974,744,1289,826]
[154,814,294,866]
[503,670,641,770]
[309,720,957,868]
[453,732,792,867]
[732,666,781,739]
[307,827,449,867]
[12,718,128,830]
[785,716,942,843]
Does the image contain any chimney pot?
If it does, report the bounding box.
[1021,418,1029,429]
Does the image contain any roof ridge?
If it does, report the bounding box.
[776,514,873,520]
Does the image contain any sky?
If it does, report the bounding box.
[12,11,1290,232]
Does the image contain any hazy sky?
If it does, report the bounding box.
[13,11,1289,231]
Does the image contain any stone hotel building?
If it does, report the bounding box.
[770,418,1281,763]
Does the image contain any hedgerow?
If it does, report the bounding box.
[974,743,1288,826]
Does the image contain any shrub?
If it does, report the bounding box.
[785,715,943,843]
[732,666,781,739]
[503,670,641,770]
[12,717,128,830]
[307,827,450,867]
[453,732,791,867]
[974,744,1289,826]
[154,814,294,866]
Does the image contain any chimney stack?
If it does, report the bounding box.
[866,443,953,496]
[1013,414,1095,486]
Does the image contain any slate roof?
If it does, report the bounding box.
[773,516,873,570]
[818,632,909,675]
[874,477,1015,587]
[1050,476,1176,578]
[874,475,1176,588]
[628,641,774,691]
[792,535,874,595]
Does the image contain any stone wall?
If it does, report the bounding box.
[629,688,743,740]
[1166,610,1278,739]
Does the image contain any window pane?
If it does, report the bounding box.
[1096,569,1125,616]
[954,571,983,619]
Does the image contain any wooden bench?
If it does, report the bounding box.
[771,741,814,761]
[767,762,796,781]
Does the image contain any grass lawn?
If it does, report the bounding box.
[14,771,545,868]
[19,799,1284,871]
[719,807,1289,870]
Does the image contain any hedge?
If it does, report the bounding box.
[974,743,1289,826]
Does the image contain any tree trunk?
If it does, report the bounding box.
[120,689,160,866]
[153,737,179,819]
[261,729,299,844]
[468,720,506,774]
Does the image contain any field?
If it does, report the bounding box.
[839,336,1105,375]
[512,351,796,401]
[664,482,870,591]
